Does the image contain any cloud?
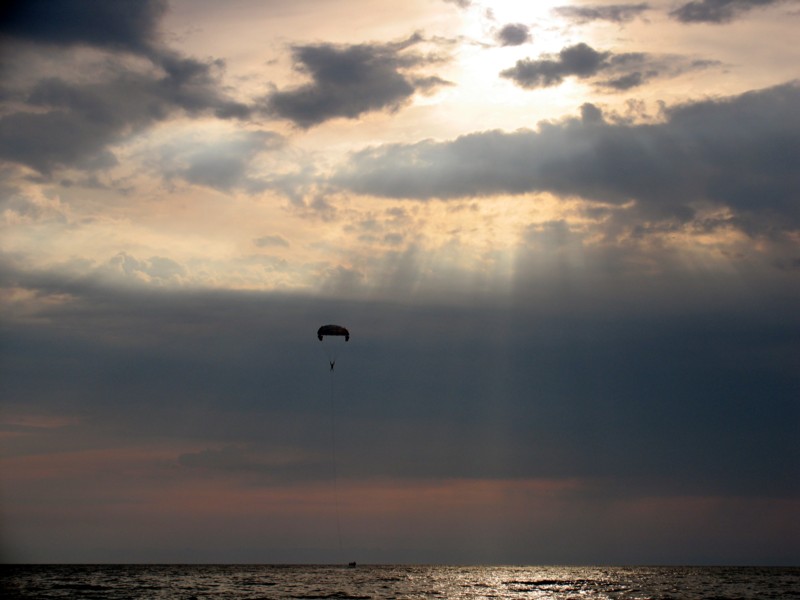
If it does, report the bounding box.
[99,252,187,286]
[553,3,651,23]
[263,35,450,128]
[0,244,797,561]
[254,235,290,248]
[154,52,252,119]
[176,445,324,486]
[157,130,283,193]
[0,0,167,55]
[500,42,714,91]
[1,257,797,502]
[178,445,257,471]
[496,23,532,47]
[0,57,250,175]
[0,181,70,225]
[0,0,251,177]
[670,0,786,23]
[332,82,800,235]
[599,55,719,91]
[501,43,609,89]
[178,445,297,474]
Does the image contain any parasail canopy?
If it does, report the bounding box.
[317,324,350,341]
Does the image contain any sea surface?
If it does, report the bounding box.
[3,564,798,599]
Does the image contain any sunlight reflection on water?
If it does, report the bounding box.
[4,564,799,599]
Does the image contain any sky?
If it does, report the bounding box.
[0,0,798,565]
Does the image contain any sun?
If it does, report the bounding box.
[430,0,586,133]
[474,0,577,53]
[478,0,564,25]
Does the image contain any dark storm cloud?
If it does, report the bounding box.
[553,3,651,23]
[1,257,798,498]
[155,52,251,119]
[671,0,786,23]
[263,35,450,128]
[333,82,800,234]
[0,0,251,176]
[496,23,532,46]
[500,42,713,90]
[0,0,248,118]
[0,0,166,55]
[0,57,250,175]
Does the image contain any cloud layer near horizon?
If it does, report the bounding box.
[2,267,797,562]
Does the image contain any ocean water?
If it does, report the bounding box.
[3,564,798,599]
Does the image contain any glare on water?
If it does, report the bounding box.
[4,564,799,600]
